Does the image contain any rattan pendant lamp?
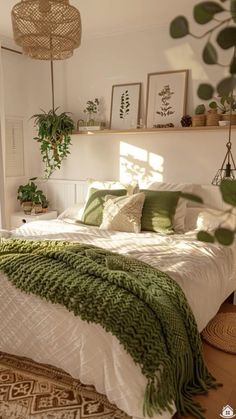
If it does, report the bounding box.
[11,0,82,109]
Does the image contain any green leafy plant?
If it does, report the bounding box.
[195,104,206,114]
[209,95,236,112]
[170,0,236,98]
[17,178,48,206]
[33,108,74,178]
[120,90,130,119]
[83,98,100,119]
[157,85,175,117]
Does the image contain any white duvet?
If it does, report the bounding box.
[0,220,236,419]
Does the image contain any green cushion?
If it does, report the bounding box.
[140,190,180,233]
[81,188,127,226]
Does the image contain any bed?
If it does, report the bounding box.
[0,182,236,419]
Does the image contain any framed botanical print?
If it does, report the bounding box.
[110,83,141,129]
[145,70,188,128]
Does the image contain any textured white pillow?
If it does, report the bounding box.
[58,203,85,223]
[85,180,139,202]
[141,182,193,233]
[100,192,145,233]
[196,209,236,231]
[185,208,203,232]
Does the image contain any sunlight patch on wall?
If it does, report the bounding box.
[120,141,163,185]
[165,43,209,81]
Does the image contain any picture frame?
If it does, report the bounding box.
[145,70,188,128]
[110,83,141,130]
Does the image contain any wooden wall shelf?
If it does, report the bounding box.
[72,126,236,136]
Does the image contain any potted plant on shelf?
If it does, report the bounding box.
[192,104,206,127]
[17,178,49,215]
[209,95,236,125]
[83,98,99,126]
[32,108,74,179]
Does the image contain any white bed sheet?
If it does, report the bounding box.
[0,220,236,419]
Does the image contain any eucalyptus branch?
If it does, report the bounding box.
[189,17,232,39]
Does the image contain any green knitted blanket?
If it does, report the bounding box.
[0,239,218,419]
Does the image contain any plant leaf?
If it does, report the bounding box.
[194,1,224,24]
[180,192,203,203]
[217,27,236,49]
[170,16,189,38]
[230,55,236,74]
[202,42,218,64]
[215,227,235,246]
[217,76,236,96]
[197,231,215,243]
[220,179,236,206]
[197,83,214,100]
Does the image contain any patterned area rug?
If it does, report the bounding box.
[0,352,130,419]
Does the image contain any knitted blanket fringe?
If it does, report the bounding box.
[0,239,219,419]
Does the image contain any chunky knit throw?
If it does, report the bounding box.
[0,239,218,419]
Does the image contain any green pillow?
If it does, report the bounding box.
[81,188,127,226]
[140,190,180,233]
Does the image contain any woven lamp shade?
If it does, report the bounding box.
[12,0,82,60]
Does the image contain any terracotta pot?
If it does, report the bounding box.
[192,114,206,127]
[41,207,48,213]
[22,201,33,215]
[34,203,43,214]
[221,113,236,125]
[206,113,221,126]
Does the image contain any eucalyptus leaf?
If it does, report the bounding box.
[215,228,235,246]
[170,16,189,38]
[230,55,236,74]
[197,231,215,243]
[220,179,236,206]
[197,83,214,100]
[217,27,236,49]
[202,42,218,64]
[194,1,224,24]
[217,76,236,96]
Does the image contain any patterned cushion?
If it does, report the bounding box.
[100,192,145,233]
[81,188,127,226]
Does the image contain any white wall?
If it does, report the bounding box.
[1,40,67,227]
[50,26,231,186]
[53,128,228,186]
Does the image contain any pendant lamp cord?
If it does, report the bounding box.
[50,58,55,112]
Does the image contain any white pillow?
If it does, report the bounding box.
[185,207,203,232]
[100,192,145,233]
[141,182,193,233]
[58,203,85,223]
[85,180,139,203]
[196,209,236,232]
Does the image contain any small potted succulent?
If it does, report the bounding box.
[209,96,236,125]
[17,178,49,215]
[192,104,206,127]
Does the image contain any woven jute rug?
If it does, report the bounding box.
[202,312,236,354]
[0,352,130,419]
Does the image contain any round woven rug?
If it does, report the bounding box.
[202,312,236,354]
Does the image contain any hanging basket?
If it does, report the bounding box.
[12,0,82,60]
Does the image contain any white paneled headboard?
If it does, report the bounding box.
[39,179,226,215]
[39,179,89,215]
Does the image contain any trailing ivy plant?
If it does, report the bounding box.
[170,0,236,99]
[33,108,74,178]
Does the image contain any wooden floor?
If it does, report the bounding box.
[174,303,236,419]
